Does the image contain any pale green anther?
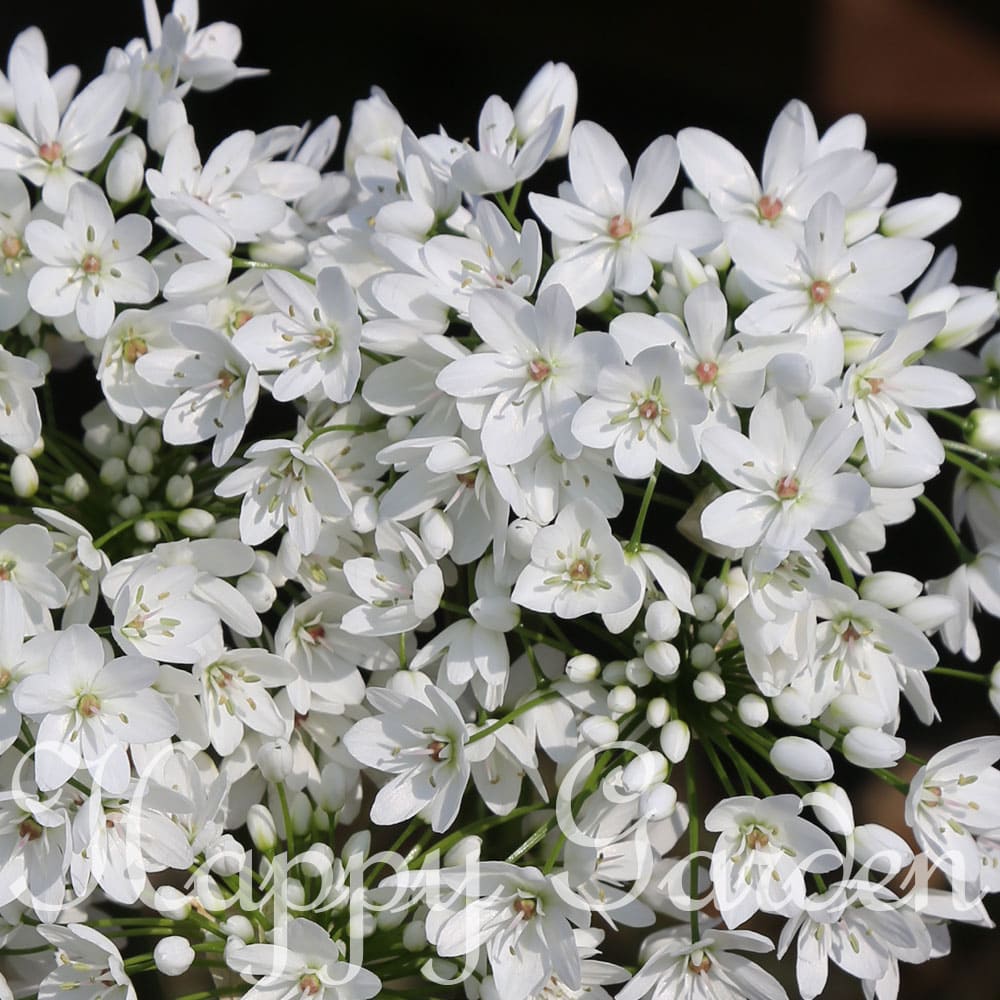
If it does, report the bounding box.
[225,699,236,716]
[310,565,328,583]
[119,712,129,724]
[903,350,925,366]
[243,675,260,684]
[460,259,483,273]
[948,818,966,835]
[580,529,591,547]
[543,575,564,586]
[849,934,860,954]
[651,375,662,396]
[86,225,95,243]
[787,579,804,591]
[873,641,893,654]
[159,617,181,628]
[896,409,912,429]
[609,410,633,425]
[958,774,978,786]
[268,495,281,512]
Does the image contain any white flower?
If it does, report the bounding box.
[704,794,841,927]
[343,683,471,832]
[618,927,788,1000]
[0,48,128,211]
[36,924,136,1000]
[513,61,577,159]
[529,121,721,308]
[0,345,43,454]
[32,508,109,626]
[0,171,38,329]
[341,521,444,637]
[15,625,176,793]
[234,266,362,403]
[135,320,260,465]
[437,284,618,464]
[727,193,933,383]
[700,393,870,571]
[0,582,45,754]
[905,736,1000,891]
[571,344,708,478]
[216,438,351,554]
[512,498,642,618]
[26,181,157,339]
[0,523,67,633]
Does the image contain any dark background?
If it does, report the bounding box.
[7,0,1000,995]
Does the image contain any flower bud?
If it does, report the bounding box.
[690,642,716,670]
[897,594,958,631]
[166,473,194,508]
[178,508,216,537]
[579,715,619,747]
[514,61,577,158]
[608,684,636,716]
[770,737,834,782]
[317,762,349,814]
[625,657,653,688]
[153,936,194,977]
[697,621,723,646]
[967,407,1000,454]
[258,738,294,782]
[737,694,768,728]
[26,346,51,374]
[285,878,307,909]
[152,885,190,920]
[419,508,453,559]
[859,571,922,609]
[116,494,142,519]
[565,653,601,684]
[643,640,680,679]
[291,790,313,836]
[134,518,160,543]
[126,474,151,498]
[443,835,482,867]
[385,415,412,442]
[63,472,89,501]
[703,577,729,608]
[350,494,379,533]
[771,689,812,727]
[10,454,37,497]
[692,670,725,703]
[640,782,678,820]
[402,919,428,951]
[622,751,668,793]
[842,727,906,769]
[691,593,717,621]
[193,873,228,912]
[850,823,914,875]
[135,425,161,452]
[601,660,627,685]
[238,571,277,613]
[100,456,127,488]
[879,193,961,238]
[148,97,188,154]
[506,518,538,561]
[646,697,670,729]
[106,134,147,203]
[659,719,690,763]
[645,600,680,641]
[207,834,245,876]
[246,804,278,853]
[827,694,889,731]
[804,782,855,835]
[249,238,307,267]
[220,915,255,943]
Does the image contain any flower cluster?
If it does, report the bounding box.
[0,6,998,1000]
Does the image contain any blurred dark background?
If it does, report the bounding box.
[7,0,1000,995]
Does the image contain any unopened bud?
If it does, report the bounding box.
[350,494,378,533]
[385,415,412,442]
[640,782,677,820]
[842,727,906,769]
[601,660,627,685]
[646,696,670,729]
[805,782,855,836]
[10,454,37,497]
[967,407,1000,454]
[153,936,195,977]
[859,571,922,609]
[152,885,190,920]
[419,508,453,559]
[692,670,725,703]
[63,472,89,501]
[644,640,680,679]
[770,736,834,782]
[258,739,293,782]
[246,804,278,853]
[691,593,717,621]
[220,915,255,943]
[166,474,194,508]
[659,719,690,763]
[608,684,636,716]
[238,571,277,613]
[178,508,215,537]
[106,135,147,203]
[737,694,768,728]
[622,751,668,793]
[625,656,653,687]
[690,642,716,670]
[579,715,619,747]
[100,456,127,488]
[565,653,601,684]
[645,600,680,641]
[134,518,160,543]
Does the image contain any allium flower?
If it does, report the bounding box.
[0,345,43,454]
[704,794,840,927]
[25,181,157,339]
[530,121,721,307]
[0,171,37,329]
[343,683,471,831]
[700,393,870,571]
[36,924,136,1000]
[14,625,176,793]
[512,498,641,618]
[0,523,66,633]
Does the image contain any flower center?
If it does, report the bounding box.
[688,953,712,975]
[427,740,448,762]
[77,693,101,718]
[528,358,551,383]
[608,214,633,239]
[217,369,237,391]
[843,623,862,642]
[0,667,9,690]
[513,897,537,919]
[123,337,148,365]
[757,195,783,222]
[18,817,43,841]
[695,360,719,385]
[746,828,770,850]
[638,398,660,421]
[809,279,832,305]
[306,624,326,642]
[38,141,63,165]
[865,377,884,395]
[568,558,592,582]
[298,973,322,996]
[232,309,253,330]
[1,236,22,259]
[81,254,101,275]
[0,559,15,582]
[775,476,799,500]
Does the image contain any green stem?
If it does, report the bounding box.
[302,422,383,450]
[465,691,558,745]
[276,781,297,860]
[943,449,1000,492]
[916,494,974,563]
[92,508,179,549]
[819,531,857,589]
[686,762,700,944]
[232,257,315,284]
[942,439,990,461]
[627,464,660,554]
[931,408,970,432]
[929,666,990,684]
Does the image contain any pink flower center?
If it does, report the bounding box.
[638,399,660,420]
[810,279,832,305]
[298,974,322,996]
[1,236,21,259]
[513,898,537,919]
[306,624,326,641]
[757,194,783,221]
[38,141,63,164]
[695,360,719,385]
[568,558,592,582]
[865,377,884,395]
[528,358,551,382]
[232,309,253,330]
[77,693,101,718]
[775,476,799,500]
[608,214,633,239]
[18,818,43,841]
[81,254,101,275]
